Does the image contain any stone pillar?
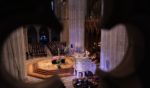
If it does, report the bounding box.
[100,24,128,71]
[23,26,28,52]
[54,0,69,43]
[16,27,26,80]
[2,27,26,81]
[68,0,86,50]
[61,1,69,43]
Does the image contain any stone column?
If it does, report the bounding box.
[61,1,69,43]
[100,24,128,71]
[54,0,69,43]
[23,26,28,52]
[2,27,26,81]
[68,0,86,50]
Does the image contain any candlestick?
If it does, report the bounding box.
[58,48,60,56]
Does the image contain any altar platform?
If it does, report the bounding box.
[27,56,74,79]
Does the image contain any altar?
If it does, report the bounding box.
[27,56,74,79]
[73,53,96,78]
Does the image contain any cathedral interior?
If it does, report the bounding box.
[0,0,149,88]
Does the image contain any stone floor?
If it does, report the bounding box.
[61,76,75,88]
[25,75,75,88]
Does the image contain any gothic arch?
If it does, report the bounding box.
[39,26,49,44]
[27,26,37,44]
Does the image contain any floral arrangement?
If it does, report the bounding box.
[52,56,65,69]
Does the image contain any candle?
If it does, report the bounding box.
[58,48,60,56]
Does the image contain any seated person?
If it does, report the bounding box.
[85,71,93,77]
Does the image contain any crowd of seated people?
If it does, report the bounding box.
[72,72,100,88]
[27,43,47,59]
[47,41,67,56]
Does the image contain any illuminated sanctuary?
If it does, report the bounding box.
[0,0,145,88]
